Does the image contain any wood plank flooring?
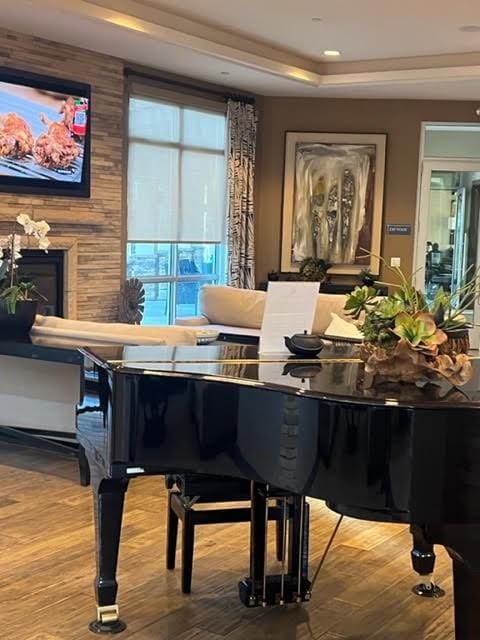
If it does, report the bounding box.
[0,443,454,640]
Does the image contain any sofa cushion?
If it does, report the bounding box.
[32,315,197,345]
[312,294,351,334]
[200,285,265,329]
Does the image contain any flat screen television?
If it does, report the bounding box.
[0,67,90,197]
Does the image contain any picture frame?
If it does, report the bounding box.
[281,132,387,275]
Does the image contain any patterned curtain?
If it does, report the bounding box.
[226,99,257,289]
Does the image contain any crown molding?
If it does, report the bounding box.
[32,0,480,89]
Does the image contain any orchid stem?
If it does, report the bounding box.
[9,232,15,289]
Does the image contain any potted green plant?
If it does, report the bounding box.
[344,255,477,386]
[0,213,50,335]
[358,268,376,287]
[298,257,332,282]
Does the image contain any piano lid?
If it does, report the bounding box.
[81,343,480,409]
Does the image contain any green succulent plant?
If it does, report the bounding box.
[392,312,447,354]
[375,297,405,319]
[361,312,395,345]
[344,250,479,351]
[344,285,378,320]
[0,281,41,314]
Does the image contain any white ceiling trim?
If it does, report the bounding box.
[36,0,320,86]
[19,0,480,92]
[322,64,480,87]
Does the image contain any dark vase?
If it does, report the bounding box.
[0,300,38,336]
[362,276,375,287]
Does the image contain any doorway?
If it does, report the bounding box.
[415,159,480,345]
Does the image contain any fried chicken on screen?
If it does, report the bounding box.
[33,113,80,169]
[0,113,34,158]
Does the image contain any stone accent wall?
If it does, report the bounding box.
[0,28,125,320]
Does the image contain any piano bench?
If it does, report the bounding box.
[166,476,289,595]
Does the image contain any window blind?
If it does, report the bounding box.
[127,92,227,243]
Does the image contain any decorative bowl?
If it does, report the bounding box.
[196,329,220,345]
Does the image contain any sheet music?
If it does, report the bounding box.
[259,282,319,355]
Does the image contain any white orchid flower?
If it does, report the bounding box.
[34,220,51,237]
[38,237,50,251]
[16,213,36,235]
[16,213,50,251]
[17,213,50,236]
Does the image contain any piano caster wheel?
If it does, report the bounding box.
[89,605,127,634]
[412,582,445,598]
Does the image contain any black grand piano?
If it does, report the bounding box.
[77,342,480,638]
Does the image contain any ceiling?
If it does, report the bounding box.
[142,0,480,62]
[3,0,480,100]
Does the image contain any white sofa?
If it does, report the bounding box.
[0,317,198,439]
[31,315,198,346]
[176,285,352,339]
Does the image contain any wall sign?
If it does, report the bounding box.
[387,223,411,235]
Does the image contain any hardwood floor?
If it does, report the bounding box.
[0,443,454,640]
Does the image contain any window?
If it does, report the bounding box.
[127,93,227,325]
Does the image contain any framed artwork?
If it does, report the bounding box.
[281,132,387,275]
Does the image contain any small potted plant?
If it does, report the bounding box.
[298,257,332,282]
[358,268,376,287]
[344,255,476,386]
[0,213,50,335]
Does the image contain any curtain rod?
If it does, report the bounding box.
[124,67,255,105]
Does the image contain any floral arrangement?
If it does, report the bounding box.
[0,213,50,313]
[344,257,476,386]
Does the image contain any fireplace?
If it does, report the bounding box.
[18,250,65,316]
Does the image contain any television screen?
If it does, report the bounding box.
[0,68,90,197]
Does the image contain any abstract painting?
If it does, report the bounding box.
[281,132,386,275]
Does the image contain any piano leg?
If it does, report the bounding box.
[78,444,91,487]
[451,558,480,639]
[88,475,129,634]
[410,524,444,598]
[432,525,480,640]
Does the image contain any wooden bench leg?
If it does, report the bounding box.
[166,491,179,571]
[182,509,195,594]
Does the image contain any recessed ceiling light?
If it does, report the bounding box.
[311,17,323,22]
[323,50,341,57]
[459,25,480,32]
